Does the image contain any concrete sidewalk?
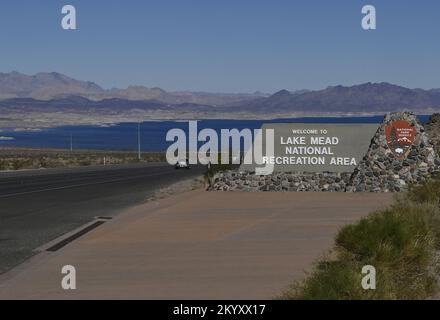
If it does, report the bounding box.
[0,191,393,300]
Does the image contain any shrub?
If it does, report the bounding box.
[279,256,367,300]
[407,180,440,205]
[0,148,167,171]
[281,189,440,300]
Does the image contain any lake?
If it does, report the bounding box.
[0,116,431,151]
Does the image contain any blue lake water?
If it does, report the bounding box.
[0,116,431,151]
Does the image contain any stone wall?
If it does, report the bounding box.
[211,171,351,192]
[210,112,440,193]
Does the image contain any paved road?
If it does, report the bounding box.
[0,163,205,274]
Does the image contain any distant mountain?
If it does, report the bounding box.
[0,96,216,114]
[2,73,440,124]
[0,71,104,100]
[3,82,440,130]
[0,71,264,106]
[3,82,440,118]
[236,83,440,114]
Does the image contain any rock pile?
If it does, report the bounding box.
[346,112,440,192]
[211,171,351,192]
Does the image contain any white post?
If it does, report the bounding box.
[138,122,141,161]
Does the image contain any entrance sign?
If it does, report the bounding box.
[385,120,416,159]
[241,123,379,173]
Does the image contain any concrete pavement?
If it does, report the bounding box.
[0,191,394,300]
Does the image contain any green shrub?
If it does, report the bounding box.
[281,196,440,300]
[408,180,440,205]
[279,256,367,300]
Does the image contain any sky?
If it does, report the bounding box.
[0,0,439,93]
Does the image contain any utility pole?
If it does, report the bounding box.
[137,122,141,161]
[70,132,73,152]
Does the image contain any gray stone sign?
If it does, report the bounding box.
[241,123,379,173]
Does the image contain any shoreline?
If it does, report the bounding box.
[1,113,430,133]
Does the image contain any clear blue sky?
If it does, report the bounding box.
[0,0,439,93]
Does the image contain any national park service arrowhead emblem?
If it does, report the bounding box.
[385,120,416,159]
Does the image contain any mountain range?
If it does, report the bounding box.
[0,71,265,106]
[1,72,440,127]
[237,82,440,114]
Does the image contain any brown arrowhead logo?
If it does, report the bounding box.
[385,120,416,159]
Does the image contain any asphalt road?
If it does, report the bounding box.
[0,163,205,274]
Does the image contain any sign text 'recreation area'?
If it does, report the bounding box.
[242,124,379,173]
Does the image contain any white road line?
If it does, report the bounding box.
[0,163,168,179]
